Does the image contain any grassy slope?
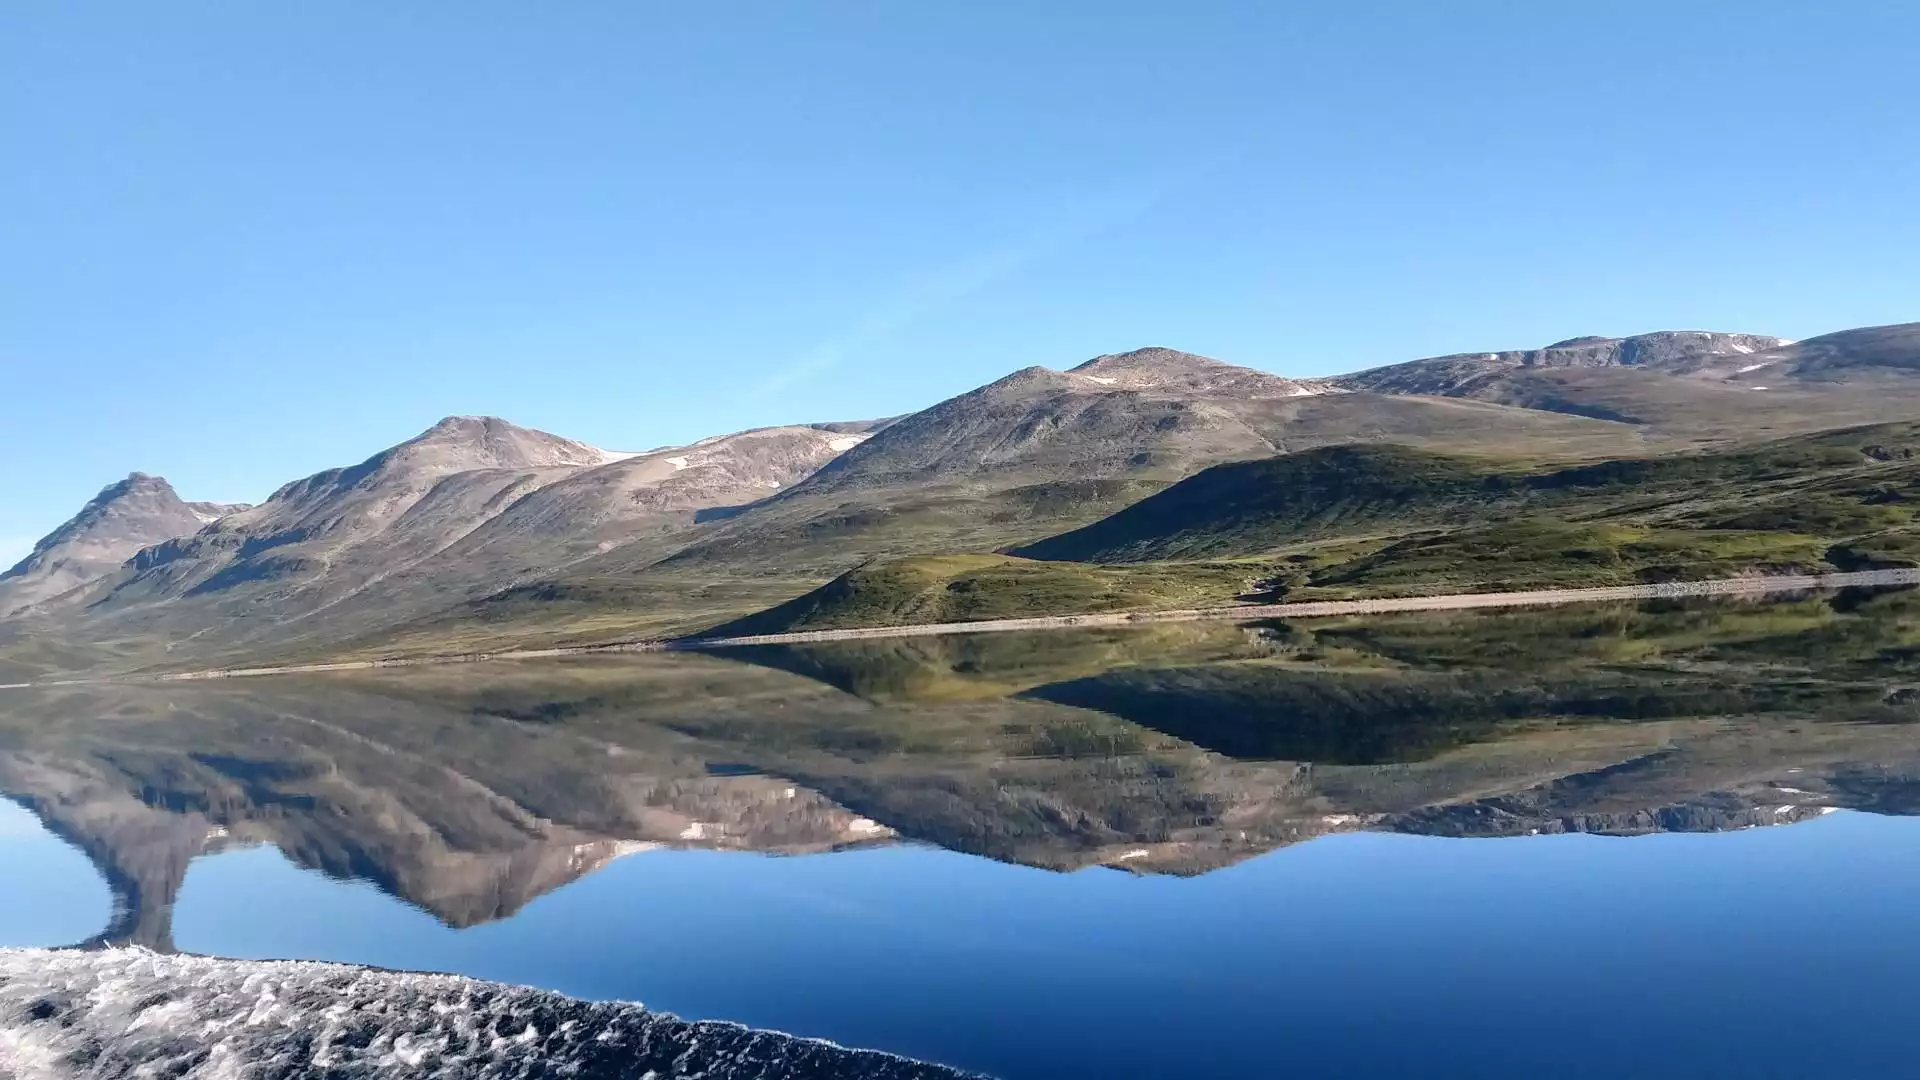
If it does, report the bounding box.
[716,422,1920,633]
[1018,423,1920,564]
[1297,520,1834,597]
[703,554,1263,637]
[1013,444,1500,563]
[263,572,823,664]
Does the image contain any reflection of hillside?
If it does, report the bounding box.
[0,675,892,949]
[2,765,209,951]
[328,610,1920,872]
[339,654,1325,876]
[1374,723,1920,837]
[1008,592,1920,764]
[3,592,1919,947]
[721,622,1282,704]
[1021,664,1807,765]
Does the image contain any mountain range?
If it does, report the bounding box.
[4,320,1919,676]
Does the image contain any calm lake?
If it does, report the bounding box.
[6,592,1920,1079]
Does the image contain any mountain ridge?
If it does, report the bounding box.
[0,473,247,618]
[7,319,1920,674]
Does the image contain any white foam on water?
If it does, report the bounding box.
[0,948,978,1080]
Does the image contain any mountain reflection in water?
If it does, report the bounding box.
[4,590,1920,1078]
[4,589,1919,949]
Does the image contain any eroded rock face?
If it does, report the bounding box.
[0,473,244,617]
[97,416,635,608]
[0,948,979,1080]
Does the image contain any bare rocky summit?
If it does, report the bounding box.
[11,417,872,661]
[0,473,245,617]
[1068,345,1339,396]
[1331,324,1920,437]
[85,416,632,614]
[780,345,1623,497]
[441,424,872,563]
[1335,330,1792,397]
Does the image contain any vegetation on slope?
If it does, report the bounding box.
[1012,444,1502,563]
[1018,422,1920,564]
[701,554,1261,638]
[697,421,1920,634]
[1298,521,1834,597]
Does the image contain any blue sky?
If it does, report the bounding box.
[3,2,1917,562]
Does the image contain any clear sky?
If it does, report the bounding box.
[3,2,1917,563]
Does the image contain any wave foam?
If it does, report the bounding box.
[0,948,979,1080]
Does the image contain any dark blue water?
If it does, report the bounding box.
[5,800,1916,1080]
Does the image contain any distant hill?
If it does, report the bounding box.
[1714,322,1920,383]
[1335,330,1790,396]
[1334,323,1920,442]
[0,473,245,617]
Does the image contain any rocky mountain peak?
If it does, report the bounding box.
[1518,331,1791,368]
[1070,346,1319,398]
[1073,346,1226,375]
[0,472,231,616]
[379,415,627,476]
[95,472,178,500]
[1336,329,1795,395]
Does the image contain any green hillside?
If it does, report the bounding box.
[1017,421,1920,565]
[701,554,1260,638]
[701,422,1920,635]
[1011,444,1503,563]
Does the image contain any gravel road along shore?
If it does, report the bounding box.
[689,567,1920,647]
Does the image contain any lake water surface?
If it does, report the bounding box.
[5,594,1920,1078]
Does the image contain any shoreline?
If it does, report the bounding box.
[6,567,1917,689]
